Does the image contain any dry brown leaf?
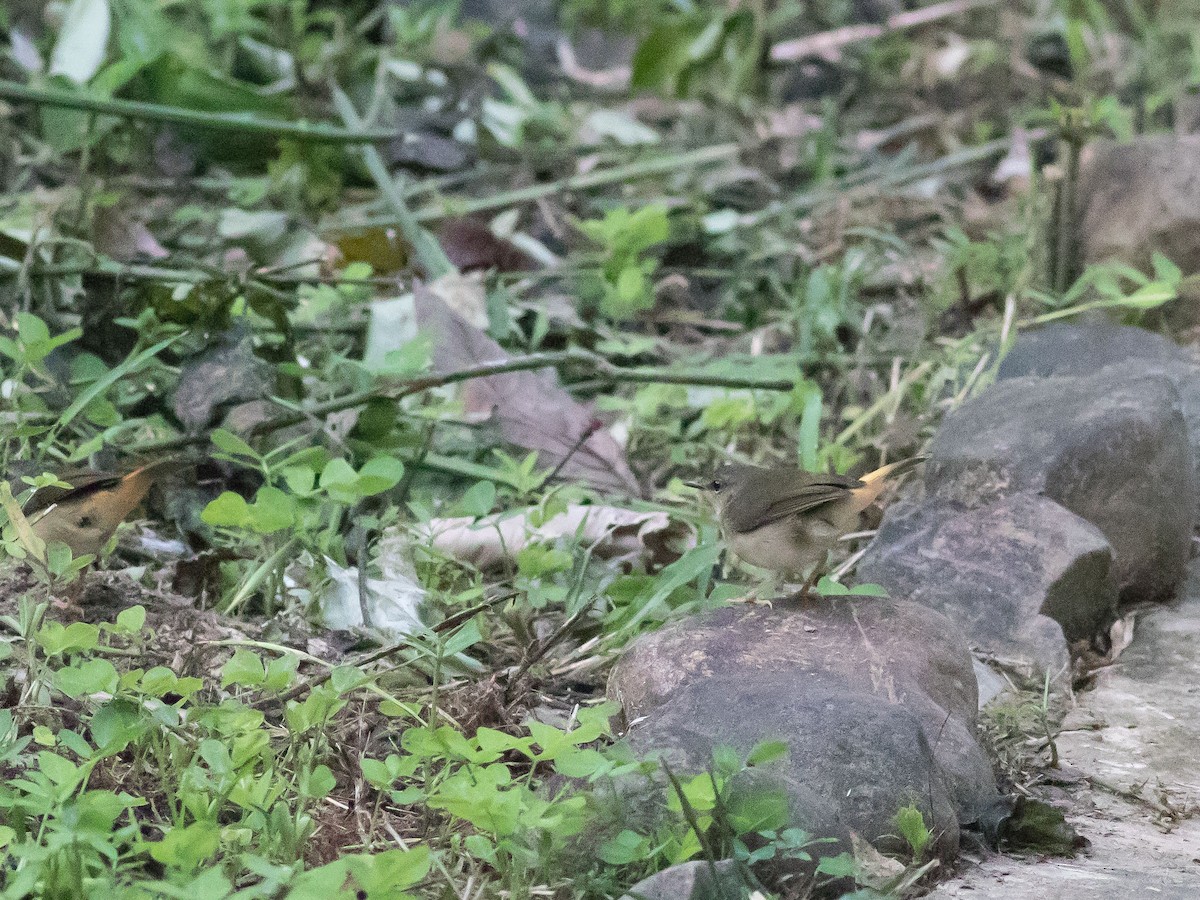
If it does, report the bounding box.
[414,285,641,496]
[92,204,169,262]
[173,326,273,431]
[437,217,537,274]
[850,832,906,889]
[427,271,488,329]
[419,504,693,570]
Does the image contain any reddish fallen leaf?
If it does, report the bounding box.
[414,285,640,496]
[436,217,537,273]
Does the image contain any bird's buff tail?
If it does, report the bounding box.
[848,454,928,511]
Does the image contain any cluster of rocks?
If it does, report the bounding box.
[609,320,1200,897]
[862,322,1199,674]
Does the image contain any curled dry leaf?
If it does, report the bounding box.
[991,126,1033,194]
[418,504,695,570]
[426,270,489,329]
[850,833,907,889]
[414,284,641,496]
[173,326,274,431]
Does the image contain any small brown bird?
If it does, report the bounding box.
[690,456,926,582]
[22,458,180,558]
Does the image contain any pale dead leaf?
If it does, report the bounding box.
[929,33,972,79]
[1107,613,1136,663]
[10,29,44,74]
[850,832,905,889]
[419,504,694,570]
[555,38,631,91]
[991,127,1032,193]
[414,286,641,495]
[318,555,424,635]
[427,270,489,329]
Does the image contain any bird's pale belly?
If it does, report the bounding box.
[725,516,846,575]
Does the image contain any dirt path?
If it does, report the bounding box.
[931,561,1200,898]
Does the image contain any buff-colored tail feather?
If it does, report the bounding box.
[846,455,927,513]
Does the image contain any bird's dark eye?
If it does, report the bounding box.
[710,480,723,493]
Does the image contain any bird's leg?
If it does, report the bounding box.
[49,573,87,617]
[795,565,826,600]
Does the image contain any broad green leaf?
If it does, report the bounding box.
[149,820,220,870]
[221,649,266,687]
[747,739,788,766]
[356,455,404,495]
[247,486,294,533]
[55,658,119,698]
[115,605,147,633]
[459,480,496,517]
[201,491,251,528]
[211,428,259,460]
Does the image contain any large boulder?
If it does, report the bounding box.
[618,860,740,900]
[1078,135,1200,274]
[858,493,1118,675]
[624,673,962,860]
[925,370,1194,603]
[996,322,1184,379]
[998,323,1200,517]
[609,598,1000,840]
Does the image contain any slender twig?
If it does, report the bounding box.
[746,134,1041,228]
[833,360,933,447]
[540,418,602,486]
[0,78,402,144]
[770,0,1001,62]
[341,143,741,228]
[128,350,818,455]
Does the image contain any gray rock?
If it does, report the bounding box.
[926,371,1194,602]
[624,673,961,860]
[619,860,741,900]
[1078,135,1200,274]
[609,599,999,828]
[998,323,1200,517]
[996,322,1184,380]
[858,494,1117,675]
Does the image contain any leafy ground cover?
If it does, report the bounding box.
[0,0,1193,896]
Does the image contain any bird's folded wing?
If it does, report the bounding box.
[23,473,124,517]
[724,477,862,533]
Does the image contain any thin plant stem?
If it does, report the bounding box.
[0,78,402,144]
[746,134,1042,229]
[340,143,741,228]
[329,83,455,278]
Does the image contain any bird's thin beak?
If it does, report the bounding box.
[683,480,705,490]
